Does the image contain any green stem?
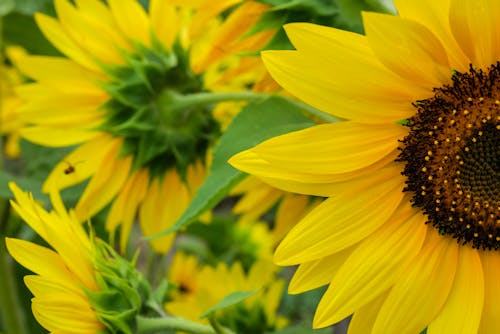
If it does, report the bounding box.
[136,315,234,334]
[208,316,233,334]
[0,231,29,334]
[160,90,338,123]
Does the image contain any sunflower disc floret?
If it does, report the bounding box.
[399,63,500,250]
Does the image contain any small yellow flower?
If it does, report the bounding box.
[167,252,286,333]
[231,0,500,332]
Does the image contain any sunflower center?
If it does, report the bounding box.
[399,63,500,250]
[101,41,220,178]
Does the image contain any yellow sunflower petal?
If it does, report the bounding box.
[74,0,132,52]
[478,251,500,334]
[449,0,500,69]
[274,166,405,265]
[263,23,429,122]
[230,122,406,180]
[149,0,178,49]
[24,275,83,299]
[314,201,427,326]
[106,168,149,252]
[347,291,389,334]
[108,0,151,45]
[370,230,458,334]
[43,135,117,192]
[393,0,469,71]
[288,245,356,294]
[363,12,451,87]
[139,171,189,253]
[273,194,312,245]
[20,126,99,147]
[6,239,70,280]
[35,13,99,71]
[75,140,132,220]
[16,55,104,91]
[32,296,103,333]
[54,0,125,64]
[257,123,403,174]
[427,246,483,334]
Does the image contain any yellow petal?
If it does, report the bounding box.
[252,122,404,174]
[274,165,405,265]
[230,122,406,184]
[106,168,149,253]
[43,135,117,192]
[54,0,125,64]
[347,291,389,334]
[251,150,397,197]
[363,12,451,87]
[449,0,500,69]
[32,296,103,333]
[75,139,132,220]
[108,0,150,46]
[314,201,427,326]
[24,275,83,299]
[288,245,356,294]
[139,171,189,253]
[35,13,99,71]
[20,126,99,147]
[393,0,469,71]
[17,55,104,91]
[6,239,70,280]
[371,230,458,334]
[263,23,429,122]
[478,251,500,334]
[428,246,483,334]
[149,0,178,49]
[74,0,132,52]
[232,183,282,223]
[274,194,312,245]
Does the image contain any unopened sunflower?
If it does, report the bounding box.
[15,0,275,253]
[230,0,499,333]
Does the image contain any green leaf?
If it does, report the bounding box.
[148,96,315,239]
[200,290,259,319]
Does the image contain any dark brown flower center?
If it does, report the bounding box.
[398,63,500,250]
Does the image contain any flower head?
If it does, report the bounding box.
[16,0,275,253]
[166,252,286,333]
[230,0,499,332]
[6,182,158,334]
[6,182,104,333]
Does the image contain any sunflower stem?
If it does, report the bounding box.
[158,90,338,123]
[136,315,234,334]
[0,227,29,334]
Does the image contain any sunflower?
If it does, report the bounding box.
[166,252,286,333]
[5,182,104,333]
[230,0,499,333]
[15,0,274,253]
[1,46,26,158]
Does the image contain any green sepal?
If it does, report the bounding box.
[86,240,154,334]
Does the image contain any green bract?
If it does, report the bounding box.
[100,40,220,179]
